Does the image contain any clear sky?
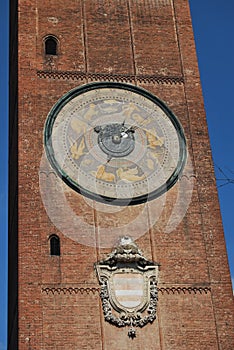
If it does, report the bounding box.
[0,0,233,348]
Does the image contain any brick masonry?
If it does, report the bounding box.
[9,0,234,349]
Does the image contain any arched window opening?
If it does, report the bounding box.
[45,36,58,56]
[49,235,60,256]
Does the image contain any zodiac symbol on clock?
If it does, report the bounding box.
[68,136,86,160]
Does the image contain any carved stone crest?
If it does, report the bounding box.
[95,236,159,338]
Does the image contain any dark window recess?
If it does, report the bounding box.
[45,37,58,55]
[50,235,60,256]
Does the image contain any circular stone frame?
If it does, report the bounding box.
[44,82,187,206]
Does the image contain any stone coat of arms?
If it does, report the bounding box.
[95,236,159,338]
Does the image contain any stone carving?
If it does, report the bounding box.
[95,236,159,338]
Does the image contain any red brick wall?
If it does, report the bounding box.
[14,0,234,349]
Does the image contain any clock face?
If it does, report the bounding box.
[44,82,186,205]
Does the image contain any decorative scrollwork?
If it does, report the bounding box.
[99,276,158,330]
[95,237,159,337]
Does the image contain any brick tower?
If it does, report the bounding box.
[9,0,234,349]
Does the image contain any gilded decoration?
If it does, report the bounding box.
[44,82,187,206]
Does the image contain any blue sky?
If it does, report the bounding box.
[0,0,233,348]
[189,0,234,284]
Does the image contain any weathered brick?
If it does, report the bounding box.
[8,0,234,349]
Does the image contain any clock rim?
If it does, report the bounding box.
[44,81,187,206]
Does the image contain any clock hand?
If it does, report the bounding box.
[124,119,147,133]
[94,125,102,133]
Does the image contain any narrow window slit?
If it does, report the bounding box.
[49,235,60,256]
[45,36,58,56]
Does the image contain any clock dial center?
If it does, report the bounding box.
[96,123,135,158]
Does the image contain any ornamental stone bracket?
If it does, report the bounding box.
[95,236,160,338]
